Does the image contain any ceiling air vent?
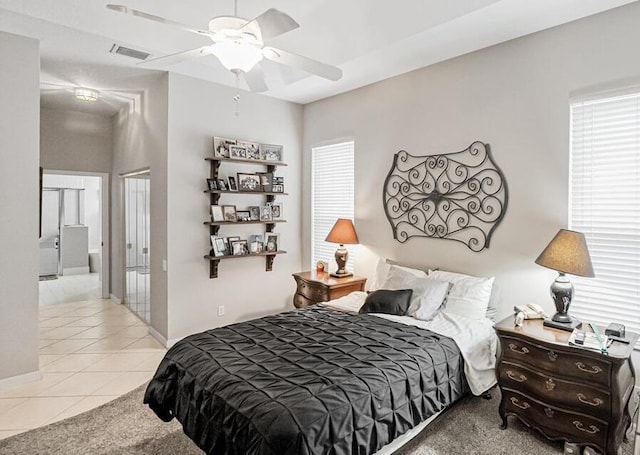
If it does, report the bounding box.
[109,44,150,61]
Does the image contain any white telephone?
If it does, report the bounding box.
[514,303,547,319]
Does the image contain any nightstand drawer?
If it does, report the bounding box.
[293,293,316,308]
[296,280,328,302]
[501,336,611,388]
[500,361,611,419]
[502,390,607,450]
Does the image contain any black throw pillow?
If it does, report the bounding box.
[359,289,413,316]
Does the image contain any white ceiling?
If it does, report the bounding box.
[0,0,636,116]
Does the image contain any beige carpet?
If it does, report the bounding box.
[0,385,633,455]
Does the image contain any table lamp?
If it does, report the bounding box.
[325,218,359,278]
[534,229,594,331]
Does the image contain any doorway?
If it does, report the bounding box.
[123,171,151,324]
[39,171,109,304]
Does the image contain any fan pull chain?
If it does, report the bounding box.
[233,70,240,117]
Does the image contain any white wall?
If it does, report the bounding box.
[302,2,640,321]
[112,74,168,338]
[0,31,40,382]
[40,109,113,174]
[165,73,303,342]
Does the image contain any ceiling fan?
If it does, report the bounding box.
[106,2,343,92]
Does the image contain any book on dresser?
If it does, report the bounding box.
[494,316,638,455]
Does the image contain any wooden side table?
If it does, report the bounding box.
[292,271,366,308]
[494,316,638,455]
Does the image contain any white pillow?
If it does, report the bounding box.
[429,270,494,320]
[383,266,449,320]
[369,259,427,291]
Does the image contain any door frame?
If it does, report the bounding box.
[42,169,110,299]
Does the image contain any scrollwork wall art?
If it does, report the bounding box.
[383,141,508,252]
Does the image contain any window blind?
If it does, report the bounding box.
[311,141,355,272]
[569,92,640,338]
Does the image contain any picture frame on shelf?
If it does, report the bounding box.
[206,179,218,191]
[239,141,260,160]
[260,143,283,162]
[211,236,228,257]
[231,240,249,256]
[226,236,240,251]
[265,233,280,252]
[227,176,238,191]
[269,203,283,220]
[229,144,247,159]
[249,234,264,253]
[258,172,273,192]
[237,173,262,192]
[217,178,229,191]
[260,205,272,221]
[272,184,284,193]
[236,210,251,222]
[249,206,260,221]
[213,137,235,158]
[222,205,237,222]
[211,205,224,222]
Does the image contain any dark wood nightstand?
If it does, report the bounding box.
[494,316,638,455]
[292,271,367,308]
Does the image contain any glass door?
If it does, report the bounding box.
[124,172,150,323]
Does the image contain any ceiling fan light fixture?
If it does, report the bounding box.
[74,88,99,102]
[211,41,263,73]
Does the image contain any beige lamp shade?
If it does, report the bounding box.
[325,219,359,245]
[535,229,595,277]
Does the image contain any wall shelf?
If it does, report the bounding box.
[205,157,287,167]
[204,251,287,279]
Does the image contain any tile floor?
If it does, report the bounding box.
[0,274,166,440]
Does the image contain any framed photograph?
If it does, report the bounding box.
[229,144,247,159]
[210,205,224,222]
[257,172,273,192]
[265,233,280,252]
[211,236,228,257]
[206,178,218,191]
[226,236,240,251]
[213,137,236,158]
[231,240,249,256]
[227,176,238,191]
[249,206,260,221]
[249,241,263,254]
[236,210,251,222]
[272,184,284,193]
[222,205,237,222]
[239,141,260,160]
[260,143,283,162]
[260,205,272,221]
[237,173,262,192]
[269,203,283,220]
[217,178,229,191]
[315,260,329,273]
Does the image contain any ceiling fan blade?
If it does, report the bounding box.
[138,46,212,67]
[242,64,269,93]
[243,9,299,41]
[106,4,211,36]
[262,47,342,81]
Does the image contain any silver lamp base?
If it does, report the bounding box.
[542,272,582,332]
[330,244,352,278]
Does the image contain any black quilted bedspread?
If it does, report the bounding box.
[144,306,468,455]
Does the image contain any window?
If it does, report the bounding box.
[569,91,640,336]
[311,141,355,271]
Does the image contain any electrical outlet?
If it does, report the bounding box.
[217,305,225,317]
[162,259,167,272]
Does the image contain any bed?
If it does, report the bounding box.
[144,264,498,455]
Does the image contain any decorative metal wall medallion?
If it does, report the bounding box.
[383,141,508,252]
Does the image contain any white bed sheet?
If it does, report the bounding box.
[322,291,498,396]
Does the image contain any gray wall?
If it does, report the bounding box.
[40,108,113,173]
[0,31,40,382]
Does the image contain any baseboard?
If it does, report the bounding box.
[62,266,90,276]
[110,294,122,305]
[148,326,169,348]
[0,370,41,391]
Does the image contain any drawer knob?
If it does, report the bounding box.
[548,350,558,362]
[544,407,554,418]
[510,397,530,410]
[577,393,604,407]
[575,362,603,375]
[506,370,527,382]
[508,343,529,355]
[573,420,600,434]
[544,378,556,391]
